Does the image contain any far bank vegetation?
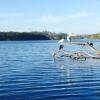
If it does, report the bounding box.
[0,31,99,41]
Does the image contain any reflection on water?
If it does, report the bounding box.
[0,40,100,100]
[53,56,100,99]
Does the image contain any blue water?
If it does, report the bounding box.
[0,40,100,100]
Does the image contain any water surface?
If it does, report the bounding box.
[0,40,100,100]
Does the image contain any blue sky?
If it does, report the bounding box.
[0,0,100,34]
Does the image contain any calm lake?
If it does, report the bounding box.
[0,40,100,100]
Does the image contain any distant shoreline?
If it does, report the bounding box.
[0,31,100,41]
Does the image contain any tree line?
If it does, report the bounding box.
[0,31,99,41]
[0,31,67,41]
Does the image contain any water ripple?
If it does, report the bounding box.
[0,40,100,100]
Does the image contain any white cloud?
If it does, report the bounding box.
[0,12,24,17]
[36,11,93,23]
[98,22,100,25]
[36,14,66,23]
[69,11,92,18]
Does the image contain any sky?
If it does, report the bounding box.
[0,0,100,34]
